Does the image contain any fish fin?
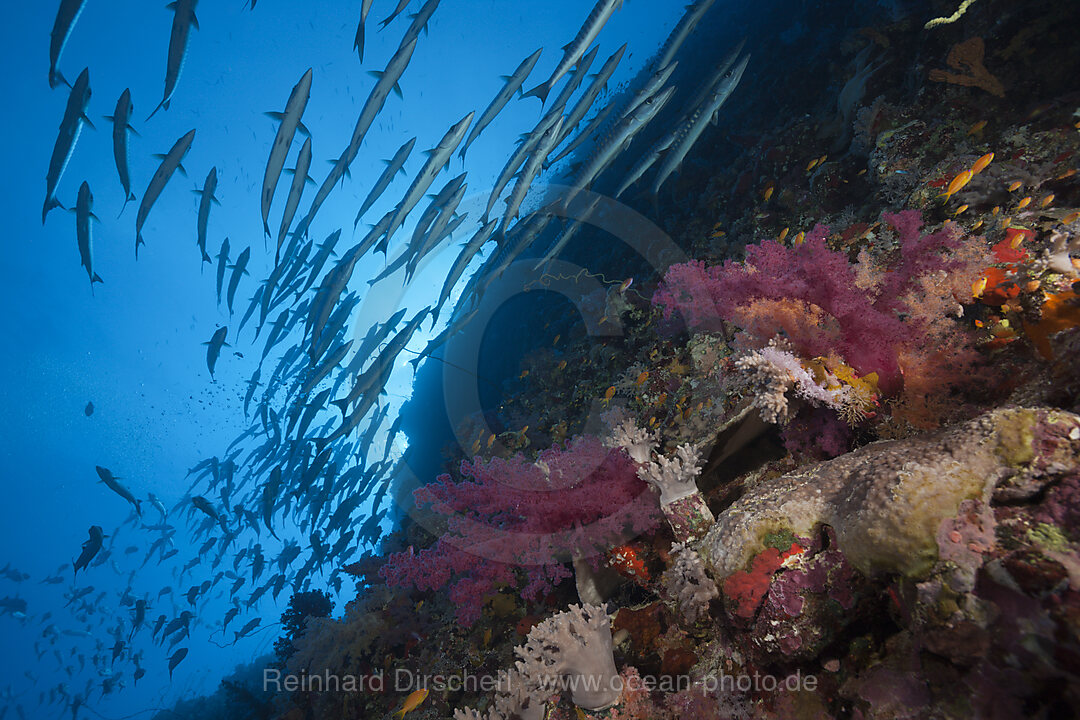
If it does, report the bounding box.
[499,75,512,83]
[81,114,96,131]
[190,12,199,30]
[176,163,188,178]
[264,111,285,121]
[103,114,115,123]
[212,195,222,206]
[127,124,141,138]
[305,175,316,185]
[297,121,311,137]
[366,70,384,81]
[392,82,403,99]
[152,153,167,161]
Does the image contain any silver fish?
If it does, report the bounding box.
[459,48,543,160]
[203,327,229,380]
[651,55,748,196]
[354,136,415,228]
[384,111,473,246]
[74,181,102,290]
[48,0,87,89]
[483,111,559,222]
[524,0,624,104]
[135,128,195,257]
[654,0,717,71]
[379,0,411,28]
[566,84,676,207]
[261,68,312,237]
[276,135,313,263]
[104,89,138,215]
[353,0,374,62]
[226,246,250,316]
[503,116,563,228]
[193,166,219,264]
[301,38,417,236]
[431,219,498,325]
[552,44,626,150]
[148,0,200,119]
[215,237,230,306]
[43,67,92,224]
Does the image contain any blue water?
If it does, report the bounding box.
[0,1,692,716]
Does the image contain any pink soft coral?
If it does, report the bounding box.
[381,436,661,626]
[653,212,968,395]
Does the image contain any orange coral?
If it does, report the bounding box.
[929,37,1005,98]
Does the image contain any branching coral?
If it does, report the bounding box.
[928,37,1005,97]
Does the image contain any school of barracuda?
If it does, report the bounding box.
[23,0,745,714]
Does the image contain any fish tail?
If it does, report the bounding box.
[136,233,145,259]
[49,68,70,90]
[202,250,212,264]
[522,82,550,104]
[117,193,135,219]
[146,99,168,122]
[42,196,63,224]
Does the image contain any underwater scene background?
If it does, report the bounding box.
[2,0,1080,718]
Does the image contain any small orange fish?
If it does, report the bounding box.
[647,416,657,427]
[967,120,987,135]
[556,360,567,371]
[552,334,560,346]
[991,206,1001,216]
[1058,169,1077,179]
[857,168,867,176]
[1007,180,1022,192]
[1041,194,1055,208]
[1009,229,1025,248]
[1001,216,1012,227]
[634,370,649,385]
[941,170,973,200]
[778,227,789,242]
[972,219,984,230]
[395,689,429,719]
[619,278,633,293]
[954,204,969,216]
[971,152,994,174]
[1017,196,1032,209]
[1062,211,1080,224]
[806,157,819,172]
[793,231,806,246]
[486,433,496,448]
[762,183,774,202]
[519,369,529,379]
[603,386,616,402]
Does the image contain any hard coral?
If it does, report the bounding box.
[700,408,1080,581]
